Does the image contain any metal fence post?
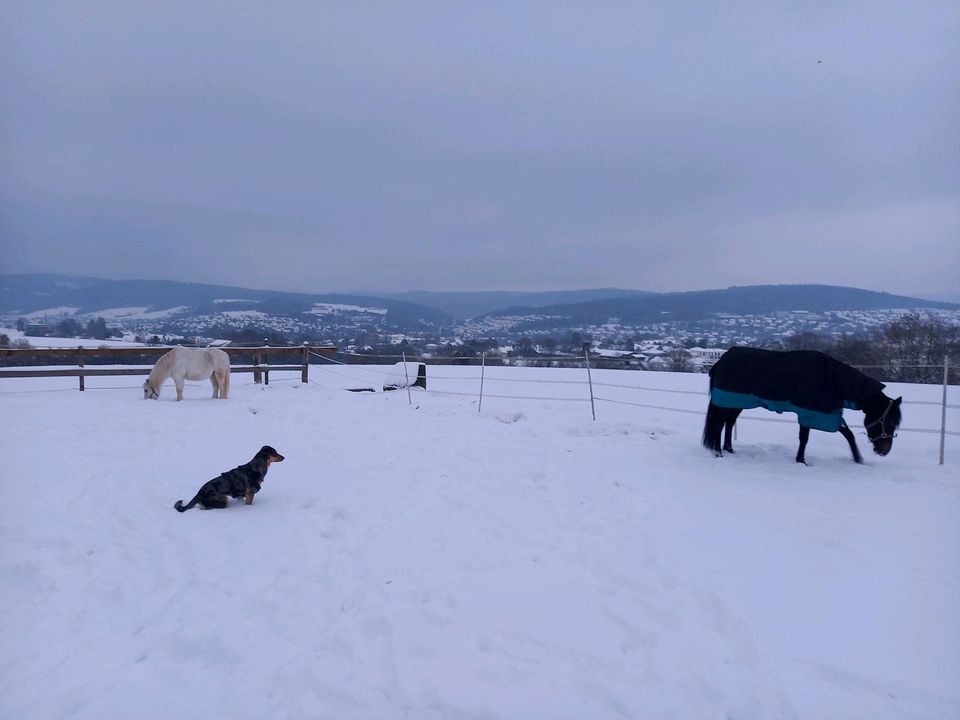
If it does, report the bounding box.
[402,352,412,406]
[479,352,486,413]
[584,347,596,421]
[941,355,949,465]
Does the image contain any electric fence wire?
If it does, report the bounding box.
[310,351,596,386]
[4,354,957,440]
[222,353,960,435]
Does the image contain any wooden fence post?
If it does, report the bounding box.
[253,352,262,384]
[78,346,85,392]
[301,342,310,384]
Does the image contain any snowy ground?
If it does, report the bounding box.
[1,362,958,720]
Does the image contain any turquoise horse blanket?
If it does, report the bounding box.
[709,387,854,432]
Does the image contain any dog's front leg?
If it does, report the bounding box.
[245,490,254,505]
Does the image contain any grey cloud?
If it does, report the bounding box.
[1,1,957,295]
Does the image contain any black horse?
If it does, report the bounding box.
[702,347,902,464]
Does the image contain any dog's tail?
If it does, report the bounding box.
[174,493,202,512]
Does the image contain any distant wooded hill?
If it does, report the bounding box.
[473,285,960,325]
[382,284,958,323]
[1,275,956,331]
[0,274,452,327]
[382,289,655,319]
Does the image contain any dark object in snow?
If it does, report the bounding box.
[702,347,902,464]
[174,446,285,511]
[383,362,426,392]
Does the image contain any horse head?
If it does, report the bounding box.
[143,379,160,400]
[864,396,902,456]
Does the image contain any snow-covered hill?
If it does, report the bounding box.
[1,366,957,719]
[5,275,960,352]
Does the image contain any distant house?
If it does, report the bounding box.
[590,347,646,369]
[593,348,634,359]
[688,347,725,362]
[26,323,51,336]
[688,347,726,372]
[644,355,672,371]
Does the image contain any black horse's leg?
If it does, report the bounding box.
[796,426,811,464]
[839,424,863,464]
[722,409,742,453]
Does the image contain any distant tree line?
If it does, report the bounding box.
[764,313,959,384]
[14,316,120,341]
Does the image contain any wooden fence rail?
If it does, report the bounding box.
[0,344,338,389]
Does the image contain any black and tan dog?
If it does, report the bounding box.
[174,446,284,512]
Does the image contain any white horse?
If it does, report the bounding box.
[143,347,230,401]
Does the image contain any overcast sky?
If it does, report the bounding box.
[1,2,958,297]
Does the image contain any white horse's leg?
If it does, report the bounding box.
[220,368,230,399]
[175,375,185,401]
[210,372,219,398]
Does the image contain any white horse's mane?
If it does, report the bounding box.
[146,348,178,388]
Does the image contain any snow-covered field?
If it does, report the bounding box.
[1,363,958,720]
[0,329,147,348]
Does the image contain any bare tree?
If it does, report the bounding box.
[877,313,960,383]
[668,348,692,372]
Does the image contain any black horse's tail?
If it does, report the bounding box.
[702,401,726,454]
[174,493,201,512]
[702,368,724,454]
